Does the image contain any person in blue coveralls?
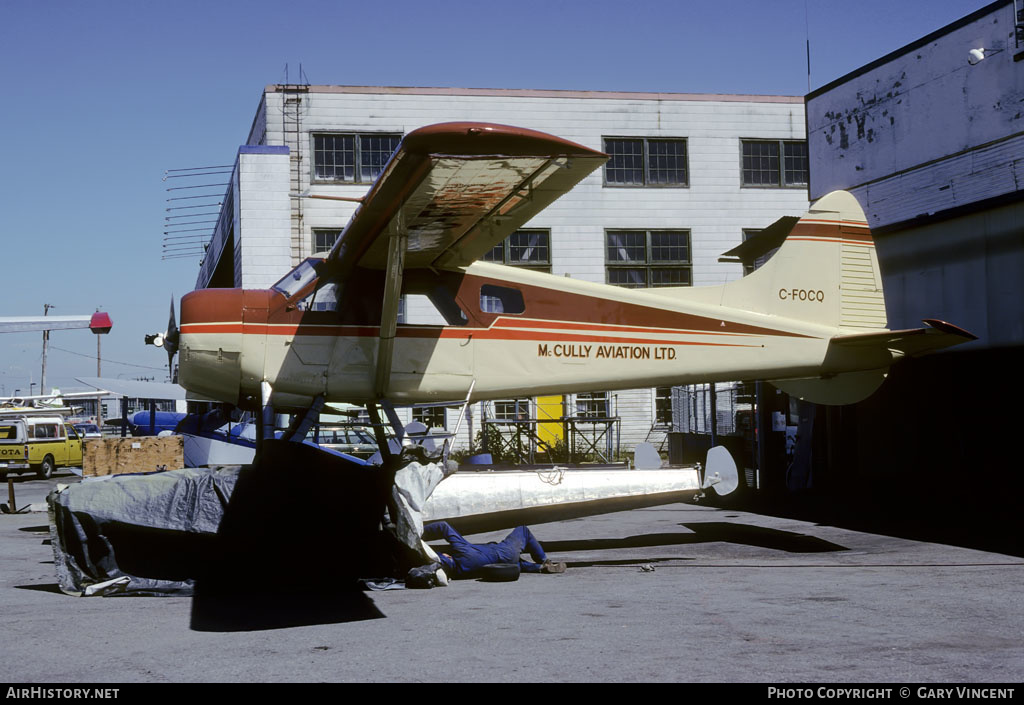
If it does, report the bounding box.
[423,521,567,579]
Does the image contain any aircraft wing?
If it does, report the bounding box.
[327,122,607,272]
[321,122,605,397]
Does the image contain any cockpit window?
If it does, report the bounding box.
[272,258,323,299]
[427,285,468,326]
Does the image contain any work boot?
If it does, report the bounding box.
[541,560,566,574]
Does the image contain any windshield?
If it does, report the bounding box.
[272,258,323,299]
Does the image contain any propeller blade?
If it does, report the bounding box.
[164,296,180,380]
[164,296,180,358]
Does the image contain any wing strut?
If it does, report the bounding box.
[374,209,407,398]
[443,379,476,462]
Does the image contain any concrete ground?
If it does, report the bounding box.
[2,470,1022,683]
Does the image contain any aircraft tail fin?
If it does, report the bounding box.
[717,190,887,332]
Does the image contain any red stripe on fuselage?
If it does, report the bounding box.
[181,320,769,348]
[491,317,755,337]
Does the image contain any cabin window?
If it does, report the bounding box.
[603,137,688,187]
[480,284,525,315]
[741,139,808,187]
[313,133,402,183]
[606,230,691,288]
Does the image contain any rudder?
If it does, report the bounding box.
[719,190,887,332]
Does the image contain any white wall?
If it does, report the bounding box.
[235,147,292,289]
[260,87,810,287]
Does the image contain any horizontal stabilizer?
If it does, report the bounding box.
[831,319,976,358]
[772,320,975,405]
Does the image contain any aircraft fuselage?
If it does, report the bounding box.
[178,259,871,411]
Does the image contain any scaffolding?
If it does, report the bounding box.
[479,398,622,465]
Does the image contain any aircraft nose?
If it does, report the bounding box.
[178,288,246,404]
[181,288,245,330]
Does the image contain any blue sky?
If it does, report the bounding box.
[0,0,985,395]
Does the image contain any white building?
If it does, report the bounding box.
[197,85,809,458]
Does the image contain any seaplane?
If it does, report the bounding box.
[118,121,979,587]
[44,122,978,597]
[160,121,972,433]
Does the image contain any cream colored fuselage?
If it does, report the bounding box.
[179,261,879,411]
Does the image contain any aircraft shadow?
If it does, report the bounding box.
[191,589,384,632]
[190,440,399,632]
[541,522,848,556]
[565,556,690,568]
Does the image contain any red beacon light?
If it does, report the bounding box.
[89,312,113,335]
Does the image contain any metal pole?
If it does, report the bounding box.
[41,304,53,394]
[96,336,103,426]
[710,383,718,448]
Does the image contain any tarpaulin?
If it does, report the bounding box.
[48,439,448,597]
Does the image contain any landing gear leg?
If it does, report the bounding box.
[366,402,401,528]
[254,380,275,461]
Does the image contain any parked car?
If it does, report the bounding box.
[316,426,378,459]
[73,423,103,439]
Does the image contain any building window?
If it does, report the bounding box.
[483,229,551,271]
[603,137,688,186]
[493,399,531,421]
[741,139,808,187]
[606,230,692,288]
[412,406,446,430]
[575,392,609,419]
[655,387,673,426]
[312,228,341,255]
[313,133,402,183]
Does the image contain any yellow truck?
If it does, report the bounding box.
[25,416,83,479]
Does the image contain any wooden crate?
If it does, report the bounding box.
[82,436,184,477]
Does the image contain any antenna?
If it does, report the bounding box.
[805,0,811,93]
[162,165,231,261]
